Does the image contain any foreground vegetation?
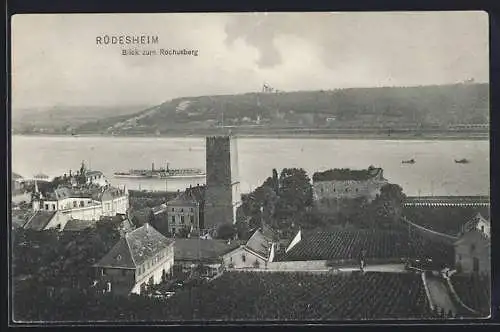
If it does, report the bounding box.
[14,271,440,321]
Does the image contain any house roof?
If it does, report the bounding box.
[95,223,174,269]
[99,186,127,201]
[167,193,199,207]
[11,210,30,229]
[462,212,490,232]
[454,229,490,247]
[174,238,242,262]
[277,230,409,262]
[63,219,96,232]
[245,229,274,260]
[312,167,383,182]
[23,211,56,231]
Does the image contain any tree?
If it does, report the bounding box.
[275,168,312,216]
[216,224,236,240]
[368,183,406,227]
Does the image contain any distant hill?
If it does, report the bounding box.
[18,83,490,136]
[12,105,152,135]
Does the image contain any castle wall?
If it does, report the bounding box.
[313,177,387,212]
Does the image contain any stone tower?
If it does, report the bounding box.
[204,136,241,230]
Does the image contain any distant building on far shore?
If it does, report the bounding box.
[312,166,388,212]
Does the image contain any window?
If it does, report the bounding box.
[333,188,336,192]
[181,208,184,212]
[345,188,348,192]
[52,204,56,210]
[171,216,175,224]
[458,254,462,261]
[45,204,49,210]
[101,268,106,276]
[171,208,174,212]
[470,244,476,252]
[355,188,359,192]
[481,225,485,233]
[190,215,194,224]
[181,216,185,224]
[190,208,193,212]
[73,201,77,208]
[80,200,84,207]
[172,227,176,234]
[242,254,246,262]
[106,282,112,292]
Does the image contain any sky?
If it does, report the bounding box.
[11,11,489,109]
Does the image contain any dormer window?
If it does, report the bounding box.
[481,225,485,233]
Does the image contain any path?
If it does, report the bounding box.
[426,275,457,315]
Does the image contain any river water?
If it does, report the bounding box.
[11,135,489,196]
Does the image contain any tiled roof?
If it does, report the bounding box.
[11,210,31,229]
[462,212,490,232]
[167,193,198,207]
[174,238,242,262]
[277,230,409,262]
[94,238,136,269]
[454,229,490,246]
[63,219,96,231]
[95,224,174,269]
[23,211,56,231]
[245,230,273,259]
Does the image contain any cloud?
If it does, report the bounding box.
[11,12,488,109]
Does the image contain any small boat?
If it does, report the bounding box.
[402,159,415,164]
[455,158,470,164]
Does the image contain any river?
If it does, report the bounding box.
[11,135,489,196]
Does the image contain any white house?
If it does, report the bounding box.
[26,185,129,231]
[222,226,279,269]
[93,223,175,295]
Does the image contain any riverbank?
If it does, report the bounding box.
[12,131,489,141]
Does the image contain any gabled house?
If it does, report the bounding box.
[173,238,242,278]
[454,213,491,276]
[222,226,278,269]
[93,223,175,295]
[459,212,490,238]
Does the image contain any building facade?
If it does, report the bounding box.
[29,185,129,231]
[204,136,241,229]
[94,223,175,296]
[166,196,200,236]
[312,166,388,212]
[222,228,277,269]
